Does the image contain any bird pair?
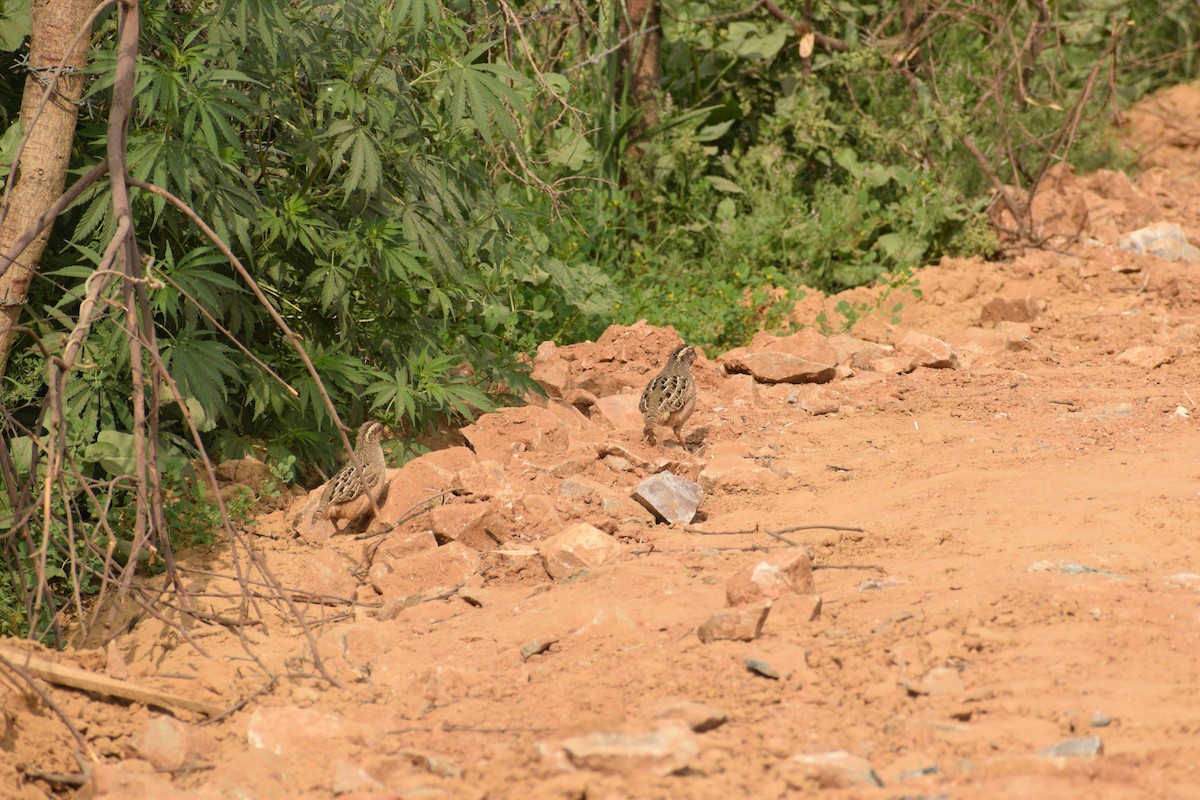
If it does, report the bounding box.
[314,342,699,525]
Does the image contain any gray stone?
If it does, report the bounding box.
[632,472,703,524]
[1039,737,1104,758]
[744,657,783,680]
[1119,221,1200,263]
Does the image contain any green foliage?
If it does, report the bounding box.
[508,0,1198,345]
[8,0,617,487]
[0,0,30,52]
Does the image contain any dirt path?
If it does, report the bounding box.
[4,83,1200,800]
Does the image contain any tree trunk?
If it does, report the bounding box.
[0,0,97,380]
[619,0,661,152]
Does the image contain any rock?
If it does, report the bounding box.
[880,754,939,785]
[295,547,357,599]
[331,760,385,794]
[766,592,823,627]
[993,320,1033,348]
[371,541,481,609]
[197,749,290,799]
[562,388,599,409]
[544,399,595,434]
[429,503,499,550]
[591,393,644,431]
[1039,737,1104,758]
[461,405,567,464]
[87,763,187,799]
[698,454,782,491]
[697,601,771,643]
[538,522,624,580]
[393,749,463,779]
[1065,402,1134,421]
[719,373,759,406]
[868,354,917,374]
[632,472,703,524]
[559,725,699,777]
[1091,712,1113,728]
[827,334,892,368]
[531,342,571,397]
[725,550,816,606]
[214,456,274,491]
[371,530,438,564]
[520,638,559,660]
[895,330,959,370]
[651,700,728,733]
[787,751,884,789]
[946,327,1011,355]
[904,667,965,697]
[744,657,783,680]
[370,448,472,531]
[1116,345,1173,370]
[246,706,354,757]
[789,384,841,415]
[723,351,836,384]
[518,493,565,531]
[981,296,1042,325]
[1019,163,1089,243]
[128,715,218,770]
[1119,221,1200,263]
[457,459,516,503]
[560,476,651,521]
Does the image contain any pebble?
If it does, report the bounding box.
[520,638,558,661]
[744,657,783,680]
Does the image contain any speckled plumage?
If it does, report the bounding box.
[311,421,387,525]
[640,344,697,445]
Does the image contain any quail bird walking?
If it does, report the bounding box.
[310,421,388,528]
[639,344,698,445]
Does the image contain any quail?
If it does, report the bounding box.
[639,343,698,445]
[310,421,388,528]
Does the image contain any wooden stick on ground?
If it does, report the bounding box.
[0,646,221,716]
